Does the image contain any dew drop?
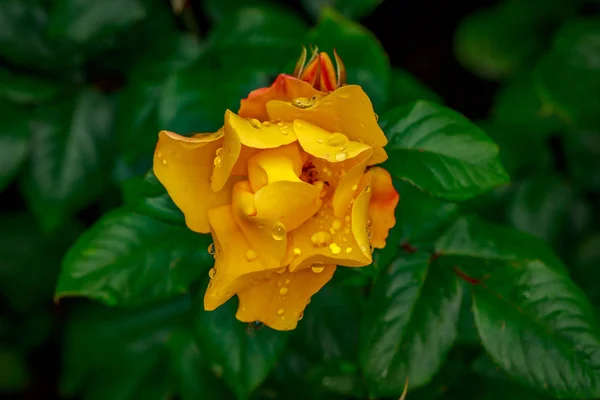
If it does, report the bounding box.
[316,139,324,144]
[332,219,342,230]
[293,247,302,256]
[216,147,223,156]
[277,308,285,315]
[244,249,258,261]
[157,152,162,157]
[345,247,353,254]
[345,215,351,222]
[271,222,286,241]
[329,227,336,236]
[213,156,222,167]
[276,267,286,274]
[249,118,262,129]
[279,287,288,296]
[208,243,216,255]
[311,265,325,273]
[329,243,341,255]
[307,298,311,305]
[327,132,348,147]
[351,184,358,191]
[311,231,332,247]
[162,159,167,165]
[277,121,284,127]
[298,312,304,321]
[335,152,348,162]
[241,306,246,312]
[262,121,271,127]
[366,185,371,193]
[208,268,216,278]
[374,112,379,121]
[292,97,312,108]
[285,279,290,284]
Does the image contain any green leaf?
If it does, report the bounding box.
[62,296,228,400]
[564,129,600,191]
[0,0,82,71]
[206,6,307,72]
[56,208,211,307]
[121,170,184,225]
[407,350,468,400]
[571,234,600,308]
[0,348,29,392]
[48,0,146,44]
[20,89,115,231]
[436,216,600,398]
[194,295,289,400]
[381,101,509,201]
[304,8,391,110]
[506,175,573,244]
[359,252,462,396]
[435,215,567,274]
[302,0,384,20]
[0,67,61,105]
[0,213,81,313]
[159,59,270,134]
[0,103,30,192]
[201,0,271,22]
[389,68,443,107]
[535,17,600,128]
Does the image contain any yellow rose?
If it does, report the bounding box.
[153,48,399,331]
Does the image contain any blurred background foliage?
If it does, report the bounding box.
[1,0,600,399]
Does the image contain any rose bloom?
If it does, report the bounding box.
[154,48,399,330]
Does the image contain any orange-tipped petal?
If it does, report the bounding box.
[368,167,399,249]
[236,264,336,331]
[154,130,237,233]
[334,49,346,87]
[333,150,373,218]
[266,85,387,147]
[238,74,322,121]
[318,52,337,92]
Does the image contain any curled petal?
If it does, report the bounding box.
[288,178,374,271]
[247,144,303,192]
[266,85,387,147]
[154,130,237,233]
[226,110,298,149]
[236,264,336,331]
[368,167,399,249]
[333,149,373,218]
[238,74,323,121]
[293,119,371,163]
[370,146,388,165]
[205,205,274,310]
[232,181,288,270]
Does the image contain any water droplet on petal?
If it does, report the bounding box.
[271,222,286,241]
[214,156,222,166]
[298,312,304,321]
[244,249,257,261]
[293,247,302,256]
[216,147,223,156]
[208,268,216,278]
[327,132,348,147]
[311,231,332,247]
[366,185,371,193]
[279,287,288,295]
[162,159,167,165]
[262,121,271,127]
[285,279,290,284]
[208,243,216,255]
[157,152,163,157]
[335,152,348,162]
[316,139,324,144]
[345,215,351,222]
[375,112,379,121]
[292,97,312,108]
[332,219,342,230]
[276,267,286,274]
[277,308,285,315]
[277,122,284,127]
[249,119,262,129]
[329,243,341,255]
[346,247,353,254]
[351,184,358,191]
[311,265,325,273]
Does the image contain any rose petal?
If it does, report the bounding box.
[368,167,399,249]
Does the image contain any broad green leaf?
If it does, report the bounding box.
[20,89,115,231]
[435,216,566,274]
[0,348,29,392]
[407,350,467,400]
[0,0,82,71]
[437,216,600,398]
[0,68,61,105]
[62,296,228,400]
[477,121,552,178]
[0,213,81,313]
[535,17,600,128]
[206,6,307,72]
[381,101,509,201]
[304,8,391,110]
[121,170,184,225]
[456,281,479,346]
[389,68,443,107]
[564,129,600,191]
[491,71,562,137]
[57,208,211,307]
[302,0,384,20]
[359,253,462,396]
[194,295,289,400]
[506,176,573,244]
[48,0,146,44]
[0,103,30,192]
[159,59,270,134]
